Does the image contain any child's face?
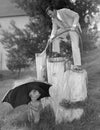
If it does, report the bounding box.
[29,89,41,100]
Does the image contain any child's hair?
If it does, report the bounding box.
[29,89,38,98]
[29,89,42,101]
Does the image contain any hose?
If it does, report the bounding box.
[40,27,83,56]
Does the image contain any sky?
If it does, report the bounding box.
[0,0,25,17]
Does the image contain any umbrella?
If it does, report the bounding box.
[2,81,52,108]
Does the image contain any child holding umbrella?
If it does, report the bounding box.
[28,89,43,124]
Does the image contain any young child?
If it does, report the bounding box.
[28,89,43,124]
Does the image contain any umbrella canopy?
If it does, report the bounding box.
[2,81,52,108]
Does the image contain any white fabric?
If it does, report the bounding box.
[52,30,81,65]
[49,69,87,103]
[57,12,62,21]
[69,31,81,65]
[50,9,81,65]
[48,69,87,123]
[68,70,87,102]
[35,53,47,81]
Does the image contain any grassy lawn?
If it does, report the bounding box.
[0,50,100,130]
[0,66,37,101]
[0,80,14,101]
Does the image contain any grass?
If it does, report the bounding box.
[27,97,99,130]
[0,65,37,81]
[0,49,100,129]
[4,101,98,130]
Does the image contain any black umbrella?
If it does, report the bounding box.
[2,81,52,108]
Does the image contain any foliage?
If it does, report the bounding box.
[12,0,99,51]
[82,27,97,51]
[24,18,50,56]
[7,49,30,72]
[0,21,30,72]
[1,0,98,70]
[0,19,50,72]
[13,0,98,28]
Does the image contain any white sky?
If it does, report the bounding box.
[0,0,25,17]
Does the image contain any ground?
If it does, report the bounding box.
[0,49,100,130]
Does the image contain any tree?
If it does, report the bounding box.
[13,0,98,28]
[12,0,99,51]
[0,21,30,75]
[1,19,50,73]
[24,18,50,58]
[7,49,30,76]
[1,20,50,57]
[82,27,97,51]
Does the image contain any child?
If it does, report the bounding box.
[28,89,42,124]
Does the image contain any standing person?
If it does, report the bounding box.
[28,89,42,125]
[46,6,82,71]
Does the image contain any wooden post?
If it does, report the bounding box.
[45,57,88,123]
[35,53,47,81]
